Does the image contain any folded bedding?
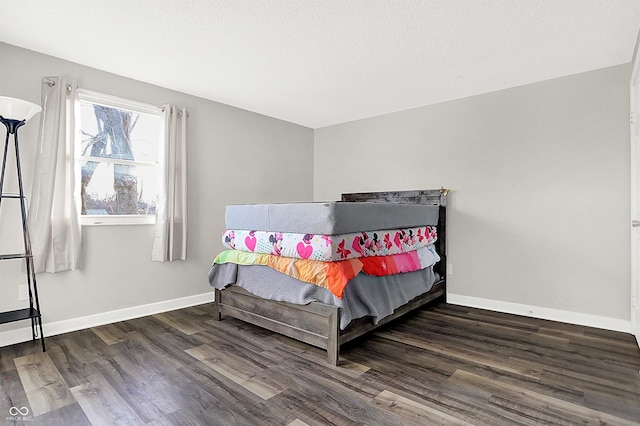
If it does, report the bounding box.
[222,226,437,261]
[213,244,440,298]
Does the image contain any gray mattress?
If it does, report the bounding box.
[209,263,437,330]
[225,201,439,234]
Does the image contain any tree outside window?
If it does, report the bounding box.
[78,91,160,225]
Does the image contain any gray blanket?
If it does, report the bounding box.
[208,263,436,330]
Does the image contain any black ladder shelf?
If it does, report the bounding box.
[0,117,45,351]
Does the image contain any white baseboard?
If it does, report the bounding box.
[447,293,632,334]
[4,292,632,348]
[1,292,213,348]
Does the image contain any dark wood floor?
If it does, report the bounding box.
[1,302,639,425]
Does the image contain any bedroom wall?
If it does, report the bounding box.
[0,42,314,345]
[314,64,631,331]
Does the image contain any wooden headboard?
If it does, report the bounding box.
[341,189,448,282]
[340,189,447,207]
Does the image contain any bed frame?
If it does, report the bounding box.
[213,189,447,365]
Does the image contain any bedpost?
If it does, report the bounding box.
[327,307,339,365]
[213,288,222,320]
[438,188,448,303]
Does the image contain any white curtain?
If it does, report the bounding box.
[29,77,82,273]
[152,105,187,261]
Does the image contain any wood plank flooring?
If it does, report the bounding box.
[1,302,639,425]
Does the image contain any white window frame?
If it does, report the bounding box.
[77,89,161,226]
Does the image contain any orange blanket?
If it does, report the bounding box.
[213,245,439,299]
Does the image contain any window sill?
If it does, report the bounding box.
[81,215,156,226]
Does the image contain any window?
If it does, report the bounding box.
[77,90,161,225]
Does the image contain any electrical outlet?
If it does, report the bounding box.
[447,263,453,275]
[18,285,28,301]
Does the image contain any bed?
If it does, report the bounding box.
[208,189,447,365]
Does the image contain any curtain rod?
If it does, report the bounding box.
[44,78,189,116]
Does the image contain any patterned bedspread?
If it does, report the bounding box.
[221,226,437,261]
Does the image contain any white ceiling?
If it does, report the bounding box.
[1,1,640,129]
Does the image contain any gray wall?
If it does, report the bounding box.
[0,42,314,337]
[315,64,631,324]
